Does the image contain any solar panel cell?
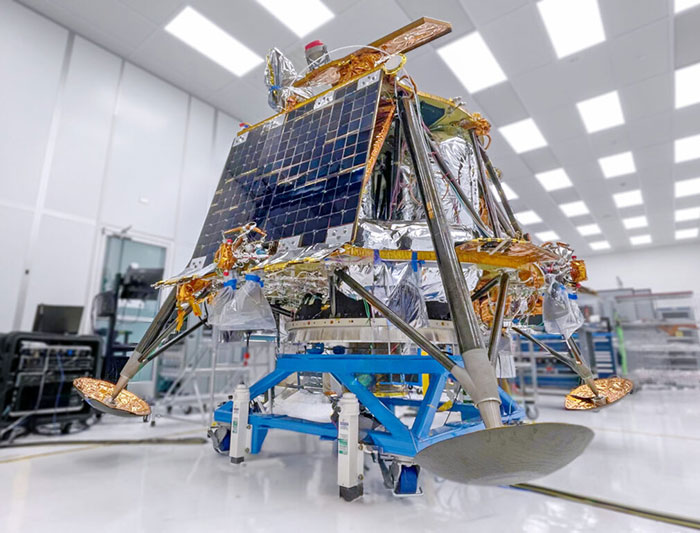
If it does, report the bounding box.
[193,73,383,263]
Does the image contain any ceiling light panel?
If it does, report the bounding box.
[515,210,542,225]
[560,201,589,217]
[499,119,547,154]
[576,91,625,133]
[165,7,262,76]
[675,0,700,13]
[256,0,334,37]
[613,189,643,208]
[437,32,507,93]
[537,0,605,58]
[675,206,700,221]
[675,62,700,109]
[535,168,572,191]
[675,177,700,197]
[630,234,652,245]
[590,240,610,250]
[577,223,601,236]
[676,228,699,239]
[535,230,559,241]
[599,151,635,178]
[622,215,648,229]
[675,134,700,163]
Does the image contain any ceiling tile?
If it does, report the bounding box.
[210,79,272,125]
[610,19,671,86]
[459,0,528,26]
[511,62,571,113]
[471,82,528,125]
[598,0,669,38]
[674,6,700,69]
[535,104,586,143]
[557,46,615,101]
[132,31,241,95]
[119,0,184,25]
[620,73,673,122]
[479,4,554,78]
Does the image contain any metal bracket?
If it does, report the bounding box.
[314,90,335,110]
[233,131,248,146]
[326,224,353,245]
[187,256,206,270]
[358,70,381,89]
[278,235,301,253]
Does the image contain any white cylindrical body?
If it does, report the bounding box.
[337,392,363,500]
[229,384,250,464]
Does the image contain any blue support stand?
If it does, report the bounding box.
[213,352,525,459]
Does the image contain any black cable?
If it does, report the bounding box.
[511,483,700,530]
[0,437,207,448]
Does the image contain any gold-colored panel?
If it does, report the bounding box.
[294,18,451,88]
[565,377,634,410]
[73,377,151,416]
[455,239,559,268]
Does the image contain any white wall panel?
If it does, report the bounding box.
[585,244,700,320]
[175,98,215,247]
[20,214,96,329]
[44,37,122,220]
[99,63,188,239]
[0,205,34,331]
[211,111,239,192]
[0,1,68,206]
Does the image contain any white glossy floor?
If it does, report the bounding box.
[2,388,699,532]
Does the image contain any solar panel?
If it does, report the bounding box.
[193,70,384,263]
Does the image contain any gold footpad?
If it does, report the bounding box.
[73,377,151,416]
[565,377,634,410]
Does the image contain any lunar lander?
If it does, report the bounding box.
[75,18,633,499]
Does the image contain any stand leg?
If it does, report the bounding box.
[229,384,250,464]
[337,392,363,501]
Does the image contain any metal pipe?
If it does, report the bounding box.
[564,336,601,398]
[335,270,458,374]
[478,145,523,235]
[487,273,510,367]
[142,318,207,365]
[400,96,501,428]
[512,326,601,398]
[424,132,493,238]
[469,130,501,238]
[400,97,484,353]
[110,288,177,400]
[471,276,499,301]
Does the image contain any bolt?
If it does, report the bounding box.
[245,448,250,453]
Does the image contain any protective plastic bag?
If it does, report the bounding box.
[208,279,237,327]
[543,281,584,339]
[386,260,429,329]
[211,274,276,332]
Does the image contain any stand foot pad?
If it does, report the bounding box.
[339,484,363,501]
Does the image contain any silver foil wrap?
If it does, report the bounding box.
[264,48,312,111]
[354,220,473,251]
[435,135,480,229]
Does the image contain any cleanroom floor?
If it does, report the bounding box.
[1,388,699,532]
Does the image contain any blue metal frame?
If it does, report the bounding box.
[213,353,525,458]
